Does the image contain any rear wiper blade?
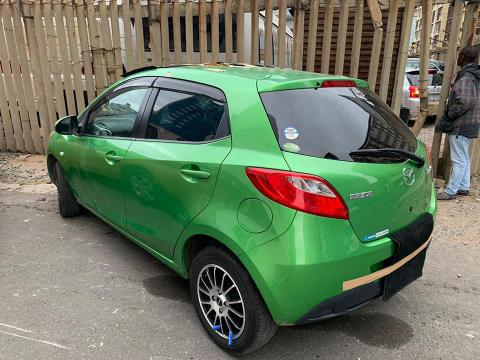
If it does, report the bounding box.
[349,148,425,167]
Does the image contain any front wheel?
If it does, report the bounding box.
[190,246,277,355]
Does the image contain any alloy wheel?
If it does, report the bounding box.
[196,264,246,340]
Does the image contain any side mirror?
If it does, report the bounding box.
[55,115,78,135]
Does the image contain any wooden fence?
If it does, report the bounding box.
[0,0,478,177]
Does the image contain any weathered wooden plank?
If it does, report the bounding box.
[122,0,135,71]
[335,0,349,75]
[185,0,193,63]
[306,0,319,72]
[149,0,162,67]
[211,0,219,63]
[99,0,116,83]
[391,0,415,113]
[236,0,245,63]
[2,4,33,152]
[293,3,305,70]
[110,0,124,81]
[43,1,66,120]
[13,2,43,152]
[379,0,398,101]
[173,0,182,65]
[350,0,364,77]
[65,2,86,111]
[76,0,96,102]
[366,0,384,91]
[199,0,207,63]
[33,1,55,133]
[87,1,107,92]
[321,0,334,73]
[251,0,259,64]
[0,10,16,151]
[134,0,146,67]
[278,0,286,67]
[412,0,432,135]
[160,0,170,66]
[225,0,233,63]
[264,0,273,66]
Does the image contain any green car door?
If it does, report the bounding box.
[76,84,152,227]
[123,79,232,259]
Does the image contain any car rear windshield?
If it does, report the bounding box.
[406,73,443,87]
[260,87,418,162]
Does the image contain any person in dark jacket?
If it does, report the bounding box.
[436,46,480,200]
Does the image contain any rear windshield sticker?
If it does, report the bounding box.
[283,143,300,152]
[283,127,299,140]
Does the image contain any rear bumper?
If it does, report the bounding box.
[240,186,437,325]
[296,281,383,324]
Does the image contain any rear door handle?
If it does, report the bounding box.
[180,169,211,179]
[104,153,123,163]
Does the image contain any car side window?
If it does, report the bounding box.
[85,87,149,137]
[145,90,228,142]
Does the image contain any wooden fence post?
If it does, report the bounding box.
[264,0,273,66]
[160,0,170,66]
[122,0,135,71]
[110,1,123,81]
[391,0,415,114]
[76,0,96,101]
[211,0,219,63]
[225,0,233,62]
[379,0,398,102]
[350,0,364,78]
[251,0,259,64]
[306,0,319,72]
[335,0,349,75]
[412,0,433,136]
[321,0,333,73]
[173,0,182,65]
[292,1,305,70]
[199,0,207,63]
[185,0,194,63]
[277,0,286,67]
[134,0,146,67]
[366,0,383,92]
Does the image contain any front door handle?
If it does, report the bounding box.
[105,152,123,164]
[180,168,211,179]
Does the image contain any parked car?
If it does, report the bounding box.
[400,69,443,123]
[47,64,436,354]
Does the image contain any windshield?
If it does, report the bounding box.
[260,87,418,163]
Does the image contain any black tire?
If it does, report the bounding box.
[190,246,277,355]
[55,162,81,218]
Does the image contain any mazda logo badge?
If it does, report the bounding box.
[403,167,415,186]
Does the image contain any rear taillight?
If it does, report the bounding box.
[245,168,349,219]
[321,80,357,88]
[409,85,419,98]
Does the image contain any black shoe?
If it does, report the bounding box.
[437,191,457,200]
[457,190,470,196]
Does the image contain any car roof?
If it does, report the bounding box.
[123,64,368,93]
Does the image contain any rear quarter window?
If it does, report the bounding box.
[260,87,417,162]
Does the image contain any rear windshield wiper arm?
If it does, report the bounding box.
[349,148,425,167]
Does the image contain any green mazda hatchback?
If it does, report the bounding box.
[47,64,436,354]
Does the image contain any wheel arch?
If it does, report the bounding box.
[47,154,59,185]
